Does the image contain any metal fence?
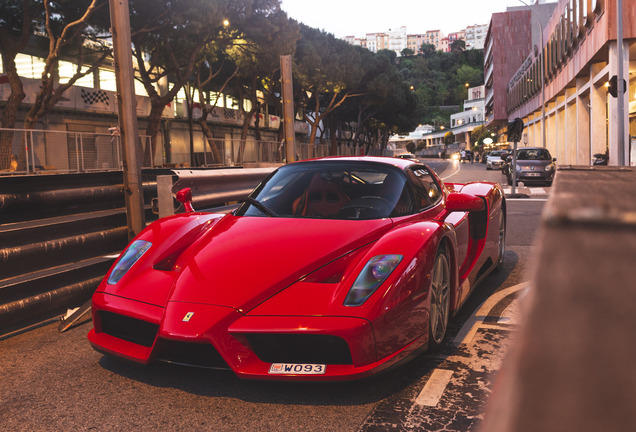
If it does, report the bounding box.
[0,128,154,175]
[1,128,372,175]
[194,139,367,167]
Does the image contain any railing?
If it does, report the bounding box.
[1,128,370,175]
[0,128,153,175]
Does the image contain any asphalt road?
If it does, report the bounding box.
[0,160,548,432]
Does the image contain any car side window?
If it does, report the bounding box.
[406,167,443,211]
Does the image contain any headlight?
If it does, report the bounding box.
[107,240,152,285]
[545,164,554,172]
[515,164,522,171]
[344,255,403,306]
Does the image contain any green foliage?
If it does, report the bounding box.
[405,48,484,126]
[450,39,466,52]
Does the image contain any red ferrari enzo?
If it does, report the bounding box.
[88,157,505,380]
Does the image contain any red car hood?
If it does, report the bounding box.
[167,214,392,312]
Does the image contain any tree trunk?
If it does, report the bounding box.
[328,116,338,156]
[0,67,26,170]
[144,102,166,166]
[197,117,222,164]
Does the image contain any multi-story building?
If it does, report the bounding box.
[346,25,494,55]
[484,2,556,144]
[505,0,636,166]
[465,24,489,50]
[423,30,445,51]
[365,32,388,53]
[448,30,466,44]
[407,34,426,54]
[440,37,450,53]
[450,85,487,149]
[387,26,408,55]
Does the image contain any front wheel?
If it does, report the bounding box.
[429,244,451,350]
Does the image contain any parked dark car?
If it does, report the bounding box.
[502,147,556,186]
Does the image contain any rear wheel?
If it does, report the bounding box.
[429,245,451,350]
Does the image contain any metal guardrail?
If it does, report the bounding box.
[0,166,279,334]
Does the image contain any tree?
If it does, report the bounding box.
[450,39,466,52]
[336,49,400,151]
[0,0,42,169]
[401,48,415,57]
[295,25,366,148]
[191,55,237,164]
[22,0,111,131]
[444,131,454,144]
[226,7,298,163]
[0,0,110,169]
[129,0,283,164]
[418,43,436,57]
[405,141,416,153]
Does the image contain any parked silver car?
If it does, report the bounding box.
[486,150,508,170]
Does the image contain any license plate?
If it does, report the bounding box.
[268,363,326,375]
[525,173,541,177]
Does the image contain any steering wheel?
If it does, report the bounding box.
[337,196,393,219]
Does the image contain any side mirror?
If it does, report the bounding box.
[176,188,194,212]
[552,157,557,162]
[446,192,485,212]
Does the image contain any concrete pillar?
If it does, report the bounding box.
[547,109,556,157]
[576,86,591,165]
[607,41,630,165]
[590,80,607,158]
[565,101,577,165]
[556,104,566,163]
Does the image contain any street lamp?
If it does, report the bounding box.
[517,0,546,149]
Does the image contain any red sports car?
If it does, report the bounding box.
[88,157,506,380]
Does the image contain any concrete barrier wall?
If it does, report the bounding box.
[480,166,636,432]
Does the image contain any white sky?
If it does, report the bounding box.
[280,0,539,38]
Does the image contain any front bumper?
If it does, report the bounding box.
[516,170,554,183]
[486,160,503,169]
[88,293,424,380]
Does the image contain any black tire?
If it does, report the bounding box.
[429,244,451,351]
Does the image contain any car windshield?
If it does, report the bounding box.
[517,149,552,160]
[236,161,414,220]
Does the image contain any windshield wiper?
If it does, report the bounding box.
[243,197,279,217]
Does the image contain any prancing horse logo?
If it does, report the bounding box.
[182,312,194,322]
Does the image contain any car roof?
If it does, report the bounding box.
[294,156,417,170]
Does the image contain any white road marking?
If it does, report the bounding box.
[440,162,461,180]
[415,369,454,406]
[453,282,530,347]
